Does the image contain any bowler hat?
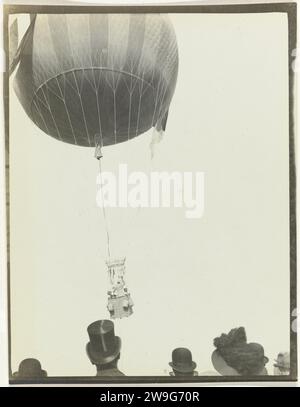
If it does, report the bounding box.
[169,348,197,373]
[13,358,47,378]
[86,320,121,364]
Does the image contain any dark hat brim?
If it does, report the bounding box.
[169,361,197,373]
[86,336,121,365]
[12,370,47,378]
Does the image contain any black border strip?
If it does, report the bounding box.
[3,2,297,384]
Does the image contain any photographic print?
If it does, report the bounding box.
[3,1,297,383]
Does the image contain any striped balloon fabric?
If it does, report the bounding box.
[14,14,179,147]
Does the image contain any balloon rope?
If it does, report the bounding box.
[98,158,111,261]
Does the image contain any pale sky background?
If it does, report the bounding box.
[9,12,290,377]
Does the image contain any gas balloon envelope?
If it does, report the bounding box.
[13,14,179,147]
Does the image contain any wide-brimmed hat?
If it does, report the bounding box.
[212,343,269,376]
[12,358,47,378]
[211,350,240,376]
[274,352,290,370]
[86,320,121,364]
[169,348,197,373]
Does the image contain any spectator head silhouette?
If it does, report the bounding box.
[13,358,47,378]
[86,319,123,375]
[273,352,290,375]
[212,327,269,376]
[169,347,197,376]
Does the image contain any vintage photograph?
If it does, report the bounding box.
[3,2,297,383]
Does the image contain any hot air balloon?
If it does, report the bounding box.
[10,13,179,319]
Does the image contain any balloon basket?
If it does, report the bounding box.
[107,294,134,319]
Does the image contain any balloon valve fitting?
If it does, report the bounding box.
[94,135,103,160]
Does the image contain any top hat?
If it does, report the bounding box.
[86,320,121,365]
[169,348,197,373]
[274,352,290,370]
[12,358,47,378]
